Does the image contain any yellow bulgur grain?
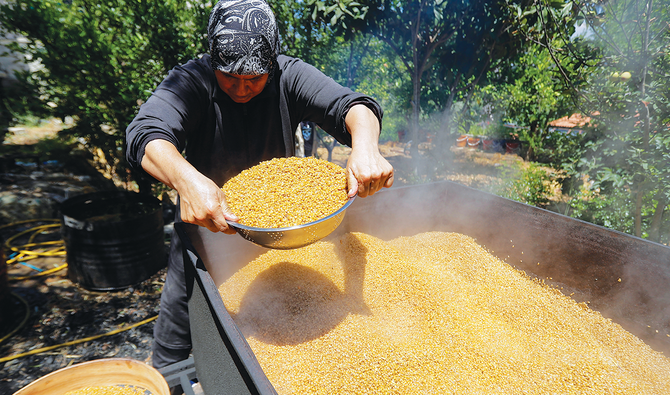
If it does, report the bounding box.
[63,385,148,395]
[222,157,348,228]
[219,231,670,395]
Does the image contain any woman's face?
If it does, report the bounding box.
[215,71,269,103]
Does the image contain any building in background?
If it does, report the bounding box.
[547,113,596,135]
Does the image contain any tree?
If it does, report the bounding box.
[312,33,407,140]
[312,0,469,155]
[0,0,210,192]
[515,0,670,241]
[309,0,546,157]
[479,43,576,162]
[571,0,670,241]
[269,0,337,63]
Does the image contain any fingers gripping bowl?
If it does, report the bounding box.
[226,196,355,249]
[222,157,353,249]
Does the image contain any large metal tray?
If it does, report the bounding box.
[177,181,670,394]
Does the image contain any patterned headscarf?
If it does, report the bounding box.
[208,0,279,77]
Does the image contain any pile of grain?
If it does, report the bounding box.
[63,385,147,395]
[221,157,348,228]
[219,231,670,394]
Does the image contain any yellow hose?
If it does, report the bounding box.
[5,223,64,255]
[9,263,69,281]
[3,219,68,280]
[0,292,31,345]
[1,220,158,362]
[0,218,60,231]
[0,315,158,364]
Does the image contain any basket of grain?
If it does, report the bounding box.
[13,358,170,395]
[222,156,355,250]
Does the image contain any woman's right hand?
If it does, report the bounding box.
[141,139,239,234]
[177,173,239,234]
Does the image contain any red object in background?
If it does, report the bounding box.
[481,139,495,151]
[505,140,521,154]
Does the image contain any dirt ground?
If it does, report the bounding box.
[1,122,167,394]
[1,257,165,394]
[316,139,527,191]
[1,124,533,394]
[4,120,62,145]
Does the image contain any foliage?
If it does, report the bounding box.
[0,67,52,142]
[535,129,589,176]
[477,44,577,161]
[310,33,406,141]
[510,0,670,241]
[305,0,369,31]
[566,186,634,235]
[495,161,554,206]
[569,0,670,240]
[309,0,535,156]
[0,0,211,191]
[270,0,338,63]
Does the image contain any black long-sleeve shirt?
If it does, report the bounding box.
[126,54,382,186]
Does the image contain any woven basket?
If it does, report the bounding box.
[14,358,170,395]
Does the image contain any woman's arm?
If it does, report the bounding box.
[345,104,394,198]
[142,139,238,234]
[278,57,392,196]
[127,58,238,233]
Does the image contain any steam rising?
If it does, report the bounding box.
[190,179,670,356]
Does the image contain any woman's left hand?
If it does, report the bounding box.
[346,148,394,198]
[345,104,394,198]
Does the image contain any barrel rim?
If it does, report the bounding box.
[59,190,161,221]
[59,190,166,291]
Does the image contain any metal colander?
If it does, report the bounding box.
[226,196,355,249]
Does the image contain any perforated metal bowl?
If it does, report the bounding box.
[226,196,355,250]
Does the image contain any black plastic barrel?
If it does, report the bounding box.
[60,191,166,291]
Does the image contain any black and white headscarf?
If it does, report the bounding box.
[208,0,279,77]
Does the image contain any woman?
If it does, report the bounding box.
[126,0,393,369]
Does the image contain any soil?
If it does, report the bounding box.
[317,140,523,189]
[0,124,535,394]
[0,260,165,394]
[0,123,167,394]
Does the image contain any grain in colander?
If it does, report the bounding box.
[222,157,347,228]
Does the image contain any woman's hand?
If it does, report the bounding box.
[346,147,394,198]
[345,105,394,198]
[142,139,238,233]
[177,173,239,234]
